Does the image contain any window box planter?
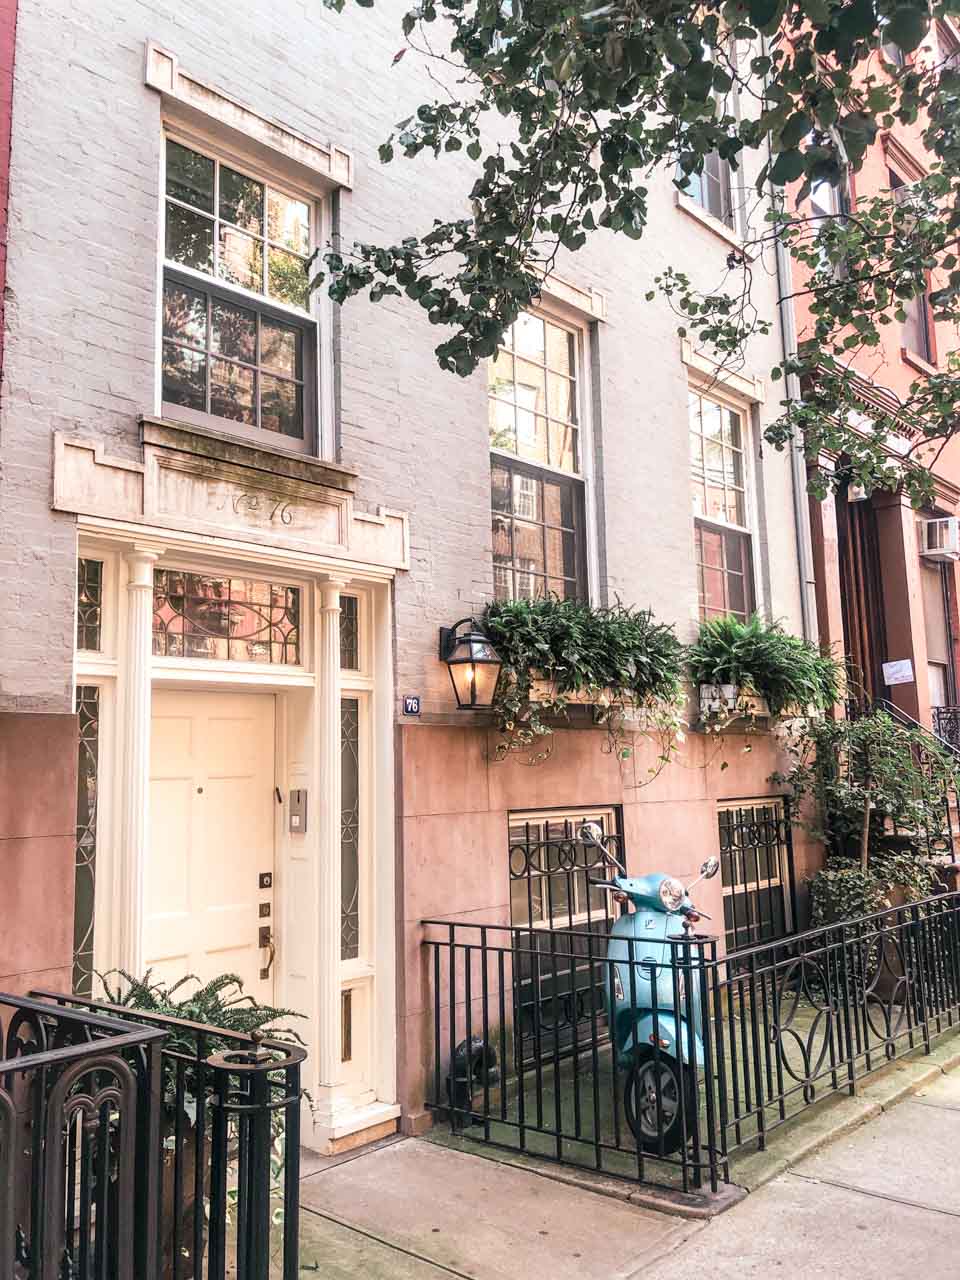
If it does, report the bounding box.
[529,675,614,706]
[698,683,770,727]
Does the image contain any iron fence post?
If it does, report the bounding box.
[205,1035,306,1280]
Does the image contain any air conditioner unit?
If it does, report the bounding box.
[922,517,960,562]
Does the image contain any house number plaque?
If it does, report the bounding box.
[230,491,294,525]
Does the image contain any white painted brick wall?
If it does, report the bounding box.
[0,0,803,713]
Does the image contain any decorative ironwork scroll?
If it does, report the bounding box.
[76,559,102,651]
[341,698,360,961]
[340,594,359,670]
[73,686,100,998]
[152,569,300,663]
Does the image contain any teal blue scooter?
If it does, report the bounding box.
[579,822,720,1154]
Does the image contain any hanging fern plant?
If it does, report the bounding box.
[481,598,685,763]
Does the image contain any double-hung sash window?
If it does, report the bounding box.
[489,312,588,601]
[161,137,318,450]
[889,167,934,365]
[690,390,755,621]
[687,151,735,229]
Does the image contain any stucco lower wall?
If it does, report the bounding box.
[396,719,825,1130]
[0,711,76,994]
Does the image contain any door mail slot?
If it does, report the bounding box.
[289,789,307,833]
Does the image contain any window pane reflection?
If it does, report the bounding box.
[153,570,301,664]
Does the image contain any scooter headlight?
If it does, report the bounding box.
[658,876,686,912]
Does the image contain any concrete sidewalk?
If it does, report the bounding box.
[298,1138,700,1278]
[645,1069,960,1280]
[298,1069,960,1279]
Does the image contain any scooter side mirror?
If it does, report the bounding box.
[578,822,626,874]
[685,855,721,895]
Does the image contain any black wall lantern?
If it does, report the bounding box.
[438,618,503,711]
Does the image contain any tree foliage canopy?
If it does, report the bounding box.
[315,0,960,502]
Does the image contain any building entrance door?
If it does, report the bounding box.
[147,689,277,998]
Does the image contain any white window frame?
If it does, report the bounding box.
[155,126,334,459]
[688,378,761,622]
[489,300,600,603]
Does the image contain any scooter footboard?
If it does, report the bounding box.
[615,1012,704,1069]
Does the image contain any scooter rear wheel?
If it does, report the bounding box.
[623,1051,696,1155]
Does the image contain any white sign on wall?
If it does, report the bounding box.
[882,659,915,686]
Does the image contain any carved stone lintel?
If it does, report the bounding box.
[53,427,409,571]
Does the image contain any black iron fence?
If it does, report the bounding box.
[423,891,960,1195]
[4,991,305,1280]
[0,992,166,1280]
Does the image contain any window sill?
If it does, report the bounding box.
[142,414,357,493]
[901,347,938,378]
[158,402,312,456]
[674,191,750,256]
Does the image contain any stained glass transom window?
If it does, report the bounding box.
[152,570,301,664]
[341,698,360,961]
[73,686,100,997]
[340,595,359,670]
[77,559,103,652]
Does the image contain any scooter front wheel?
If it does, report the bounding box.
[623,1051,696,1155]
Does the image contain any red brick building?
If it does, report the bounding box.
[795,20,960,735]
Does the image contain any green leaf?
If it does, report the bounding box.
[748,0,781,26]
[662,30,692,66]
[883,6,930,53]
[781,111,811,150]
[769,149,805,185]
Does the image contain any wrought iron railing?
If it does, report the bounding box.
[423,891,960,1195]
[0,992,166,1279]
[932,705,960,755]
[24,991,306,1280]
[507,820,624,1061]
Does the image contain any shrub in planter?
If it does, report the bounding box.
[688,614,841,724]
[481,597,685,761]
[100,971,302,1280]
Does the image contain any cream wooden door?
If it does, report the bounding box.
[147,690,276,998]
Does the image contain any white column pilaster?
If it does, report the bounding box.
[117,545,161,975]
[313,574,349,1122]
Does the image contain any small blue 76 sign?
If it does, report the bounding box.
[403,695,421,716]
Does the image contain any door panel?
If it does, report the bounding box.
[148,690,276,997]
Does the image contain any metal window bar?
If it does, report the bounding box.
[717,799,798,954]
[507,818,624,1063]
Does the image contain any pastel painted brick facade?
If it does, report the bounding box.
[0,0,804,716]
